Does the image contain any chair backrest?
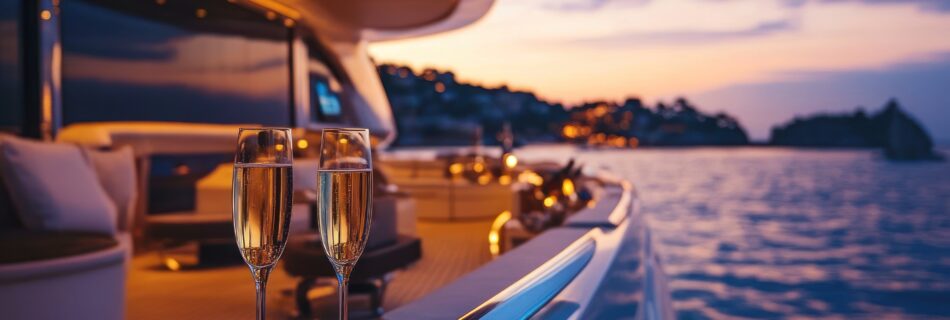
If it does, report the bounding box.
[0,168,23,230]
[0,135,22,229]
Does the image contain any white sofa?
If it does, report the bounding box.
[0,137,133,320]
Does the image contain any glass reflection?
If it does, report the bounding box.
[61,0,291,126]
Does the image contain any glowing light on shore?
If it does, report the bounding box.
[296,139,309,150]
[488,211,512,257]
[562,125,578,138]
[629,137,640,149]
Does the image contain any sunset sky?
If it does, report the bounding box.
[369,0,950,141]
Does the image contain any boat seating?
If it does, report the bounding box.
[145,189,315,268]
[283,235,422,317]
[0,232,129,320]
[282,203,421,317]
[384,227,590,320]
[0,136,132,320]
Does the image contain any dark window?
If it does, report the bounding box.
[60,0,292,126]
[0,0,21,133]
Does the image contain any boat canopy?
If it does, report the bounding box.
[278,0,494,42]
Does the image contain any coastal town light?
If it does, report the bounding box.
[562,125,578,138]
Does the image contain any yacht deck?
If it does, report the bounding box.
[127,219,493,319]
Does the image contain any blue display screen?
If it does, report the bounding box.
[311,76,343,121]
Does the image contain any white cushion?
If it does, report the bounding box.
[82,146,137,232]
[0,136,117,234]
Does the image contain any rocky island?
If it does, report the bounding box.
[770,99,942,160]
[378,64,749,147]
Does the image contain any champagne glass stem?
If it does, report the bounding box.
[253,267,272,320]
[337,273,349,320]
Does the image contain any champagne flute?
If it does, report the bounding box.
[317,128,374,320]
[232,128,294,320]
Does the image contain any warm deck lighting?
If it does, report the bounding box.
[338,137,348,145]
[472,161,485,173]
[449,163,464,175]
[498,174,511,185]
[296,139,309,150]
[477,174,492,185]
[195,8,207,18]
[283,18,295,28]
[488,211,512,257]
[275,144,285,152]
[562,178,575,196]
[518,170,544,186]
[250,0,301,19]
[503,154,518,169]
[543,196,557,208]
[40,10,52,20]
[164,258,181,271]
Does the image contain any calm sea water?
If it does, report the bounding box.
[520,146,950,319]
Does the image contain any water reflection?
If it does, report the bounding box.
[521,147,950,319]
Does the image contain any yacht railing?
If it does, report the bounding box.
[459,231,599,320]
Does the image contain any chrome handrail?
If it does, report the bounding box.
[460,233,598,320]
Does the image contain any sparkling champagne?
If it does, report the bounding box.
[317,169,373,268]
[233,163,293,267]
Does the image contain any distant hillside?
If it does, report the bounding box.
[377,64,749,147]
[770,99,941,160]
